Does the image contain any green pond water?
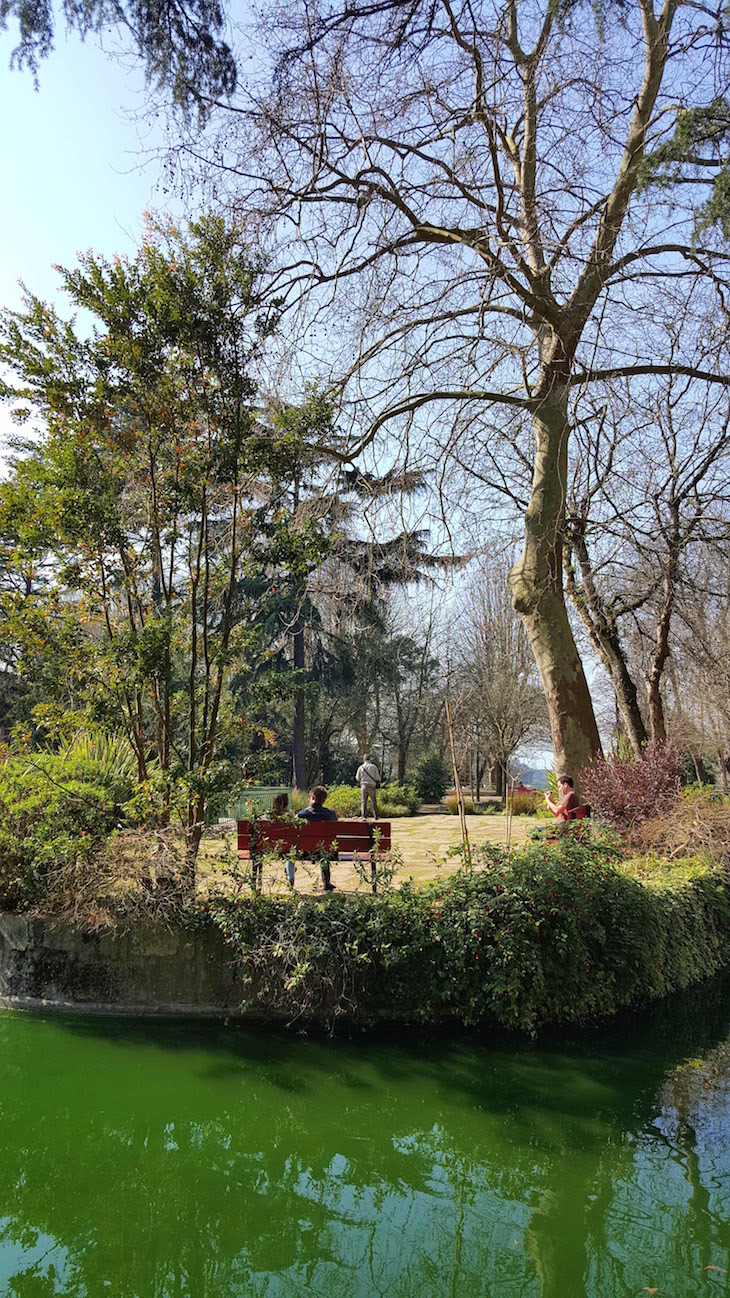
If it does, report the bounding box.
[2,986,730,1298]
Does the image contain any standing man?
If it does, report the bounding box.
[356,753,381,819]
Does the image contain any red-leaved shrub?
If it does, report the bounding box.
[581,742,683,829]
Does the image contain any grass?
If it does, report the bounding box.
[198,815,722,899]
[616,851,714,887]
[199,812,532,895]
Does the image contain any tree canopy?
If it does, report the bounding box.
[1,0,236,107]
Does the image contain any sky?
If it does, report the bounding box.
[0,32,179,460]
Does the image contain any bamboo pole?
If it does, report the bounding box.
[505,772,516,850]
[445,699,471,868]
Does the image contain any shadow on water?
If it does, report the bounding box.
[1,973,730,1297]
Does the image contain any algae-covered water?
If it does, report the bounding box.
[2,984,730,1298]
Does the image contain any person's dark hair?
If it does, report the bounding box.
[271,793,289,815]
[311,786,328,805]
[558,775,574,788]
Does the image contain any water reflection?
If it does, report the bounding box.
[1,981,729,1297]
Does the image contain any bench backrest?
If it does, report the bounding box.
[237,819,392,854]
[565,803,591,821]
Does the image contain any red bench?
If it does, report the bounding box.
[237,819,392,892]
[565,804,591,821]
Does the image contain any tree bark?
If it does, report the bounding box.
[183,794,205,899]
[494,762,504,800]
[564,523,648,756]
[292,616,307,791]
[510,389,603,787]
[645,501,680,744]
[691,750,707,784]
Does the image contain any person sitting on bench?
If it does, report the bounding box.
[297,786,338,890]
[544,775,580,822]
[268,792,296,889]
[297,786,338,822]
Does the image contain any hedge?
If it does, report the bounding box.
[209,826,730,1033]
[323,782,420,817]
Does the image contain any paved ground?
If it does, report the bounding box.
[202,813,533,896]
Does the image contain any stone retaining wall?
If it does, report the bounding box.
[0,914,244,1017]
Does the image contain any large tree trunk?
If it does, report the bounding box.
[564,523,648,756]
[510,390,602,787]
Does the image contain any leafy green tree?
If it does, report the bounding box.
[641,98,730,238]
[232,402,450,789]
[413,752,449,804]
[0,214,326,882]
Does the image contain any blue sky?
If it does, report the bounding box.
[0,33,177,459]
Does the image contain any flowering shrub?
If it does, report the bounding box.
[581,742,683,829]
[209,825,730,1032]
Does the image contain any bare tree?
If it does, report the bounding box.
[672,544,730,785]
[452,561,548,797]
[377,601,443,782]
[564,361,730,750]
[176,0,730,780]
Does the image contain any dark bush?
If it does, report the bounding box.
[210,825,730,1032]
[581,742,683,829]
[413,753,449,803]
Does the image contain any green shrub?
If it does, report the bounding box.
[320,784,361,816]
[446,796,476,814]
[413,754,449,803]
[0,751,134,910]
[320,783,419,818]
[210,825,730,1032]
[379,783,420,816]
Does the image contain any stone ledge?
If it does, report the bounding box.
[0,913,244,1017]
